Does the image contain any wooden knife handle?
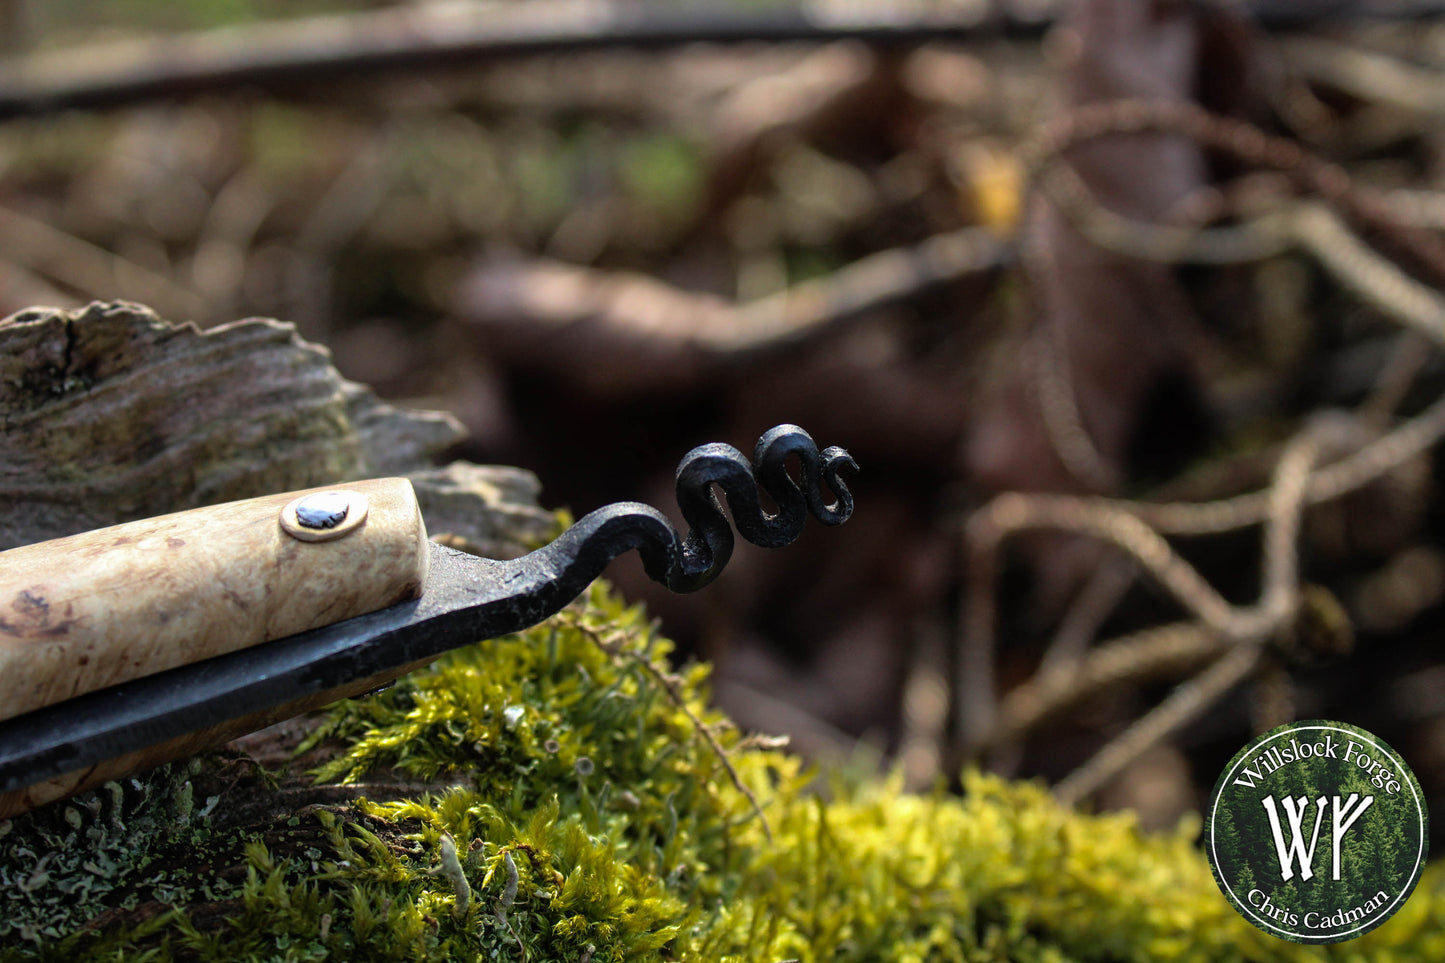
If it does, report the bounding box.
[0,478,429,723]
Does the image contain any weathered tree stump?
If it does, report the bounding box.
[0,300,553,554]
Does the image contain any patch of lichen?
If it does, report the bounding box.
[6,580,1445,961]
[0,758,240,952]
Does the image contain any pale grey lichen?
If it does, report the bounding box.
[502,704,526,729]
[0,761,240,946]
[500,850,518,912]
[433,833,470,919]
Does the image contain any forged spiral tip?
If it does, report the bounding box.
[518,424,857,600]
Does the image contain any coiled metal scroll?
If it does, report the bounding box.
[519,423,857,601]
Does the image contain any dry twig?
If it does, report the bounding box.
[1024,98,1445,284]
[1007,97,1445,516]
[1283,36,1445,116]
[993,622,1223,746]
[1051,641,1264,805]
[460,225,1009,362]
[959,409,1399,804]
[1361,332,1432,425]
[1048,427,1325,803]
[1036,553,1137,677]
[0,1,1051,121]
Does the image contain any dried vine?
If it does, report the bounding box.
[959,90,1445,803]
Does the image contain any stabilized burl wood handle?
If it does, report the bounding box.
[0,477,429,722]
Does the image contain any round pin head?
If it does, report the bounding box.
[280,490,369,542]
[295,491,350,529]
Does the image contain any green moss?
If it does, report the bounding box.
[5,580,1444,961]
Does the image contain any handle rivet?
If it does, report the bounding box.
[280,490,369,542]
[296,491,349,529]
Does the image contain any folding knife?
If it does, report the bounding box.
[0,424,855,818]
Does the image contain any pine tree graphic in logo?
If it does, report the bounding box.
[1207,721,1428,943]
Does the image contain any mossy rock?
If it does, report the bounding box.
[3,581,1442,962]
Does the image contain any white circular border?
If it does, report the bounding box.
[1208,723,1427,943]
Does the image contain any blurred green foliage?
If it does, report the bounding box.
[621,132,702,222]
